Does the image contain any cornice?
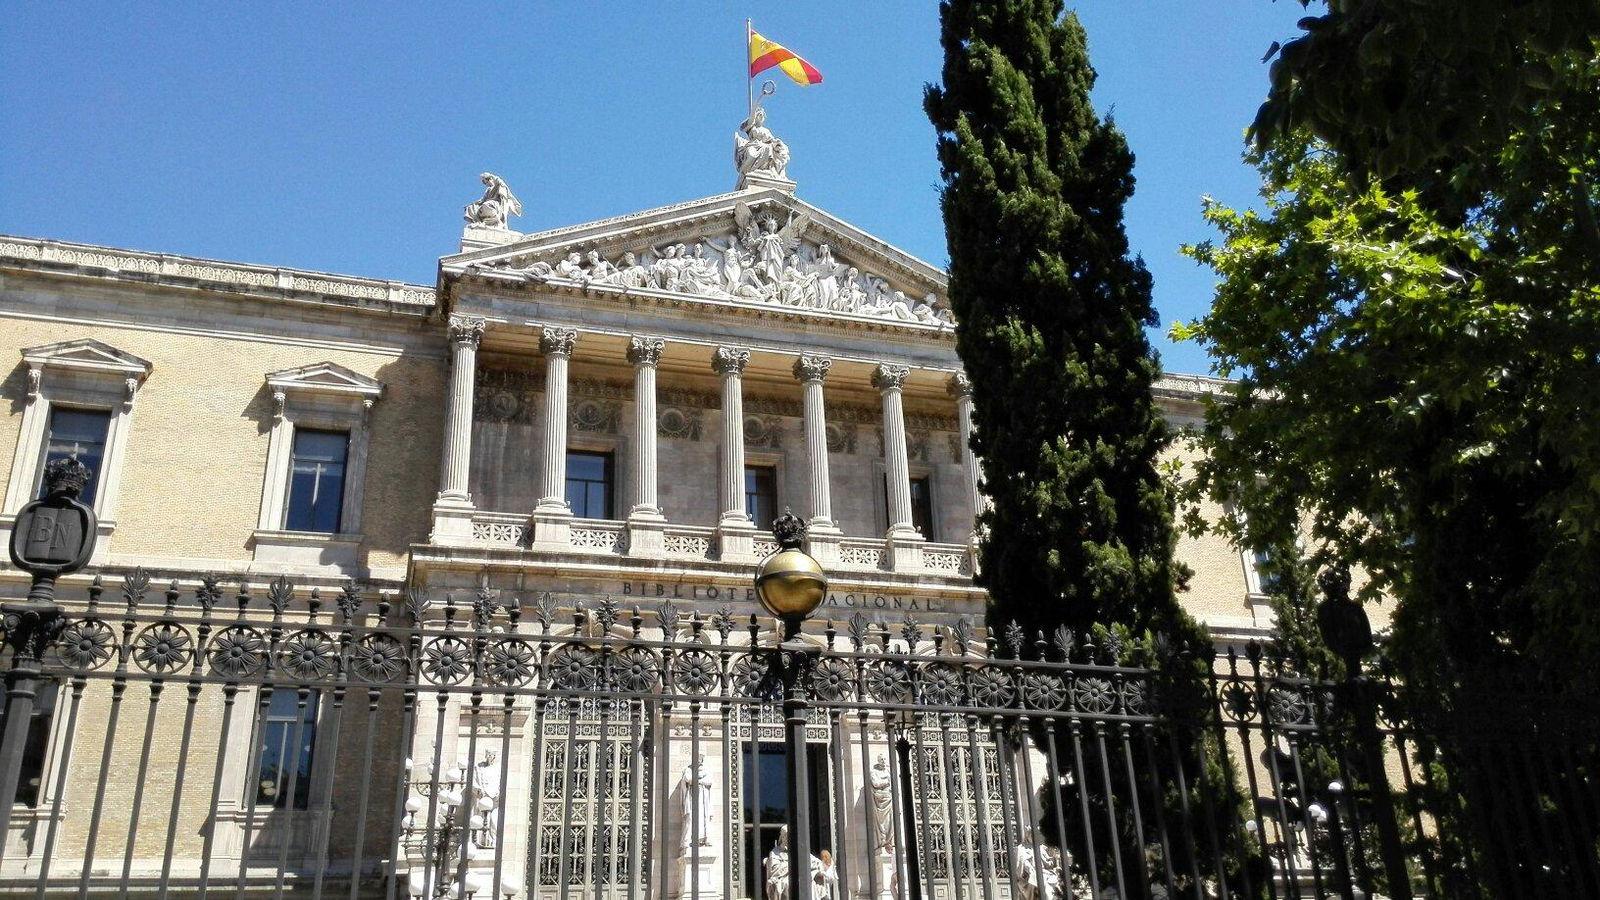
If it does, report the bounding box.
[0,235,436,317]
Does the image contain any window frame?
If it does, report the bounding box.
[249,687,322,811]
[35,405,113,507]
[3,340,151,544]
[283,427,351,534]
[743,463,778,530]
[565,448,616,520]
[256,363,381,538]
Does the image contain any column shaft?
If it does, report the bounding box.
[793,356,834,527]
[536,327,577,511]
[628,337,664,515]
[948,372,982,523]
[875,364,915,535]
[713,347,751,525]
[437,315,484,505]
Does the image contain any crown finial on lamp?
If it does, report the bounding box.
[42,457,92,499]
[771,508,806,549]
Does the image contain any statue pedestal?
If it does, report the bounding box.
[672,849,722,900]
[737,171,798,194]
[874,850,898,900]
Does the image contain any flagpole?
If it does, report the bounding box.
[745,18,754,120]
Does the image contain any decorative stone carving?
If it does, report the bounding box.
[511,203,955,325]
[463,173,522,229]
[626,336,665,367]
[743,415,784,449]
[448,314,487,347]
[792,355,831,383]
[745,395,802,418]
[658,407,703,441]
[711,346,750,377]
[825,422,856,454]
[869,755,893,852]
[659,388,719,411]
[473,369,543,424]
[570,398,620,434]
[876,427,929,461]
[678,754,713,854]
[947,371,972,398]
[735,106,790,180]
[871,364,910,392]
[539,326,577,357]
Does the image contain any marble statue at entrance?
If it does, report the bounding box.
[679,753,714,853]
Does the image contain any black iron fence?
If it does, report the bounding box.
[0,571,1595,899]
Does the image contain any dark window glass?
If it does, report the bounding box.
[254,688,319,809]
[40,408,110,506]
[742,742,830,898]
[565,450,614,519]
[745,465,777,529]
[0,681,57,807]
[910,476,935,540]
[1252,547,1281,595]
[285,429,348,533]
[884,475,937,540]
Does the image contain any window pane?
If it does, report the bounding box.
[285,430,348,533]
[41,408,110,506]
[910,477,935,540]
[565,451,613,519]
[744,466,776,528]
[0,682,57,807]
[255,689,319,809]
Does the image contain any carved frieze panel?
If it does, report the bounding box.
[877,426,931,462]
[570,398,621,435]
[826,422,857,454]
[745,395,801,418]
[659,388,718,411]
[570,377,630,401]
[658,407,704,441]
[743,415,784,449]
[475,369,543,424]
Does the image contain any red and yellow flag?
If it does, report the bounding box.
[749,30,822,86]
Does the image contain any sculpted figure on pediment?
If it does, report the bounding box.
[464,172,522,229]
[735,106,791,179]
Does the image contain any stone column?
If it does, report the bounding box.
[713,346,756,561]
[793,355,842,564]
[429,314,485,546]
[947,372,984,527]
[627,336,668,557]
[874,363,923,571]
[532,326,577,549]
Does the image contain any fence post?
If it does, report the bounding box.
[0,602,65,840]
[1316,566,1412,900]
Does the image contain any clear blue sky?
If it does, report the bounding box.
[0,2,1304,376]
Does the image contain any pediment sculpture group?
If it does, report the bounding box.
[516,207,952,324]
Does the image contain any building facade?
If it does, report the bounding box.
[0,120,1270,897]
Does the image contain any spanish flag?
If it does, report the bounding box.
[749,29,822,86]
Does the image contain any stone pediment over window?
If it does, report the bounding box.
[442,188,955,329]
[265,362,383,400]
[23,338,152,381]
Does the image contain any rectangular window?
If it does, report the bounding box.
[745,465,777,529]
[39,407,110,506]
[884,474,937,540]
[1251,547,1281,595]
[284,429,349,533]
[565,450,614,519]
[0,681,57,807]
[253,688,319,810]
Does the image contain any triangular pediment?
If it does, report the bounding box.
[441,188,955,328]
[266,361,382,398]
[22,339,152,379]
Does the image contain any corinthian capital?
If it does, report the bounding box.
[448,315,487,348]
[539,326,578,358]
[711,346,751,377]
[627,336,665,367]
[946,371,972,398]
[871,363,911,392]
[792,354,832,383]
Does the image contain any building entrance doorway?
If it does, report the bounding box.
[741,741,832,899]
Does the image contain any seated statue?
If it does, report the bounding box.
[464,173,521,230]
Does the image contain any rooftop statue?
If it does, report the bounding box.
[464,173,522,230]
[735,106,791,180]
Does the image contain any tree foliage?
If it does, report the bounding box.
[1178,40,1600,697]
[924,0,1195,646]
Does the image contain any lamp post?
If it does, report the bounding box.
[0,458,96,839]
[753,510,827,900]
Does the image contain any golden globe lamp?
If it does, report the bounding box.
[754,510,827,633]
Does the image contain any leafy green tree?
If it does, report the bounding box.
[926,3,1256,894]
[1178,33,1600,895]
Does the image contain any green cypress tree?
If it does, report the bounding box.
[926,3,1255,894]
[924,0,1195,646]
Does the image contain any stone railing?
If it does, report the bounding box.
[471,511,530,548]
[662,525,716,560]
[570,519,628,554]
[838,538,890,572]
[922,541,974,576]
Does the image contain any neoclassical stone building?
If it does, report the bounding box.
[0,119,1268,896]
